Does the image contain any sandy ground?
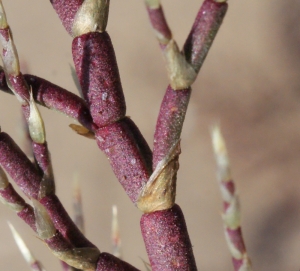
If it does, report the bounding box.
[0,1,300,270]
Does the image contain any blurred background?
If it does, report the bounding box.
[1,0,300,270]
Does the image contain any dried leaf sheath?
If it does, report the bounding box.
[137,140,180,213]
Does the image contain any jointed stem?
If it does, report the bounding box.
[0,0,234,270]
[212,126,253,271]
[141,1,228,270]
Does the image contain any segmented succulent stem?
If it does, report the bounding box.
[212,126,253,271]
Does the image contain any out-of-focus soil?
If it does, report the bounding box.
[0,1,300,270]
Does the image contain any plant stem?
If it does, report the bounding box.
[72,31,126,128]
[183,0,228,73]
[212,126,253,271]
[141,204,197,271]
[0,132,95,248]
[0,71,95,131]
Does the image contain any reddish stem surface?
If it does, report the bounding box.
[72,29,154,202]
[0,71,95,131]
[25,74,95,131]
[50,0,83,35]
[18,206,36,231]
[0,183,36,230]
[0,133,42,199]
[146,5,172,45]
[40,194,95,249]
[0,132,95,248]
[96,253,140,271]
[72,31,126,127]
[32,142,52,176]
[141,204,197,271]
[227,227,248,270]
[183,0,228,72]
[96,117,152,203]
[8,74,30,101]
[45,231,74,252]
[153,86,191,168]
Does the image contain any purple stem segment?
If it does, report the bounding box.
[24,74,95,131]
[152,1,227,168]
[50,0,84,35]
[0,70,94,131]
[227,227,247,270]
[72,31,126,128]
[18,206,37,232]
[40,194,95,249]
[183,0,228,73]
[32,142,52,176]
[72,30,154,202]
[0,183,36,231]
[152,86,191,169]
[0,132,42,199]
[45,231,73,253]
[96,253,140,271]
[146,5,172,46]
[141,204,197,271]
[221,181,250,271]
[0,132,95,248]
[96,117,152,203]
[8,74,30,101]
